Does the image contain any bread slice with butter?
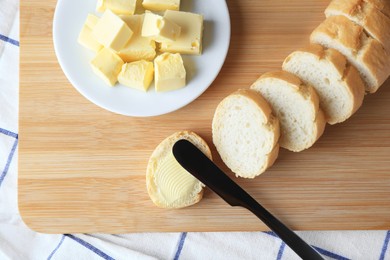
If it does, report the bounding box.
[310,15,390,93]
[283,44,365,125]
[146,131,212,209]
[325,0,390,53]
[251,71,326,152]
[212,89,280,178]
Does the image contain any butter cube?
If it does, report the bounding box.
[78,14,103,53]
[92,10,133,52]
[154,53,186,92]
[141,11,181,43]
[160,10,204,55]
[96,0,136,15]
[142,0,180,11]
[118,60,154,91]
[90,48,124,86]
[119,15,156,62]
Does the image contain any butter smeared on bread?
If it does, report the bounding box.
[251,71,326,152]
[212,89,280,178]
[146,131,212,208]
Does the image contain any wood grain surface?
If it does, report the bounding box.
[19,0,390,233]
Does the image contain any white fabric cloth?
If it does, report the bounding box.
[1,0,390,259]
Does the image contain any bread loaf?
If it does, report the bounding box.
[325,0,390,53]
[212,89,280,178]
[310,15,390,93]
[251,71,326,152]
[283,44,365,124]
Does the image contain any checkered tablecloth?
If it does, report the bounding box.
[1,0,390,259]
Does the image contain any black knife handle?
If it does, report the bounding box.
[173,139,324,260]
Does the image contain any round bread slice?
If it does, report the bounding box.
[251,71,326,152]
[146,131,212,209]
[212,89,280,178]
[310,15,390,93]
[283,44,365,125]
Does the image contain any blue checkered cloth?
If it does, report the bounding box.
[1,0,389,259]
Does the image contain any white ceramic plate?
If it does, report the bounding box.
[53,0,230,117]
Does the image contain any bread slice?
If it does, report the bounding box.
[212,89,280,178]
[310,15,390,93]
[325,0,390,53]
[283,44,365,125]
[250,71,326,152]
[146,131,212,209]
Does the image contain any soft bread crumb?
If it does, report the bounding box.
[212,89,280,178]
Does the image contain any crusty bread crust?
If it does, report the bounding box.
[252,71,326,152]
[146,131,212,209]
[310,15,390,92]
[325,0,390,53]
[212,89,280,178]
[283,44,365,124]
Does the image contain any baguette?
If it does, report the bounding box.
[283,44,365,124]
[325,0,390,53]
[212,89,280,178]
[310,15,390,93]
[251,71,326,152]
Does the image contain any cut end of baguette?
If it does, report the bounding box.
[251,71,326,152]
[212,89,280,178]
[283,44,365,124]
[146,131,212,209]
[310,15,390,93]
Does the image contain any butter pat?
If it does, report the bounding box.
[154,53,186,92]
[90,48,124,86]
[78,14,103,52]
[119,15,156,62]
[142,0,180,11]
[142,11,181,43]
[92,10,133,52]
[96,0,136,15]
[118,60,154,91]
[160,10,203,55]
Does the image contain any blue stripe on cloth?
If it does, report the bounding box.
[0,135,18,188]
[312,246,350,260]
[173,232,187,260]
[276,242,286,260]
[380,231,390,260]
[65,234,115,260]
[0,33,19,46]
[0,128,18,138]
[47,235,65,260]
[263,231,350,260]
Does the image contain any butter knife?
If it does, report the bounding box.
[172,139,324,260]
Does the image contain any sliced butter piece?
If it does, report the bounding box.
[141,11,181,43]
[154,52,186,92]
[160,10,203,55]
[96,0,136,15]
[92,10,133,52]
[119,14,156,62]
[118,60,154,91]
[142,0,180,11]
[90,48,124,86]
[78,14,103,53]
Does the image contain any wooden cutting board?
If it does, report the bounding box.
[19,0,390,234]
